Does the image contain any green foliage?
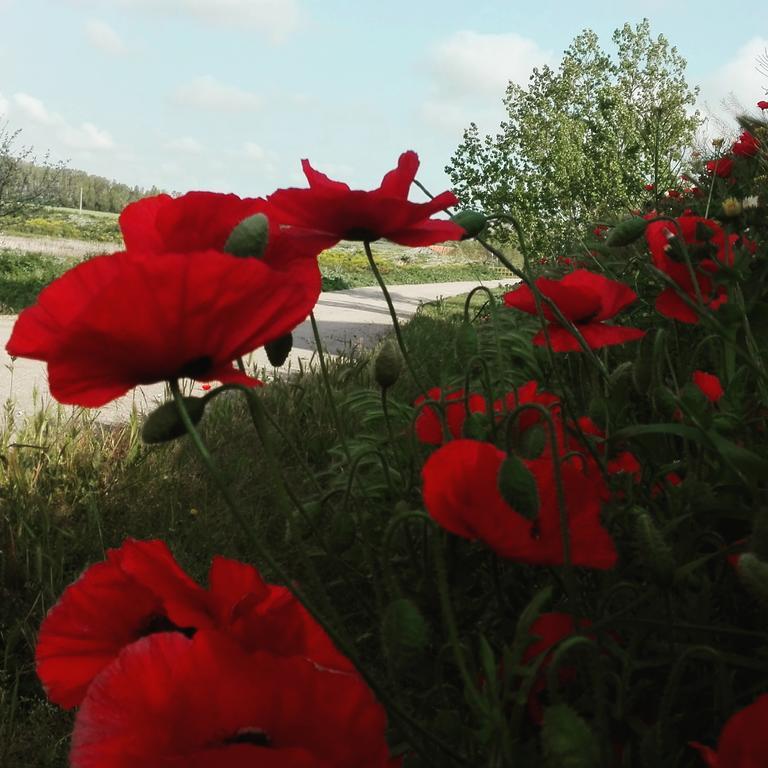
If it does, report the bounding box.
[0,250,79,313]
[446,19,700,258]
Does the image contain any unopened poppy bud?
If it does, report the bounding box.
[633,509,675,585]
[721,197,743,217]
[142,397,207,444]
[455,322,479,361]
[450,210,487,240]
[737,553,768,605]
[374,340,402,389]
[265,332,293,367]
[381,598,430,664]
[224,213,269,258]
[497,454,539,520]
[606,217,647,247]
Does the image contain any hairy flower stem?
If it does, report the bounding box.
[170,382,462,766]
[309,311,352,463]
[363,241,429,394]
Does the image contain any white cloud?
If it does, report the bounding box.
[13,93,55,124]
[243,141,265,160]
[173,75,261,112]
[84,19,128,55]
[166,136,203,153]
[68,0,301,42]
[421,30,552,137]
[699,37,768,135]
[10,93,114,150]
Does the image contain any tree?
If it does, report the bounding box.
[0,121,66,220]
[446,20,701,259]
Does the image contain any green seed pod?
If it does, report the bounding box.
[498,454,539,520]
[381,598,430,662]
[141,397,207,444]
[374,340,402,389]
[265,332,293,367]
[450,210,487,240]
[606,216,647,247]
[454,321,479,362]
[224,213,269,258]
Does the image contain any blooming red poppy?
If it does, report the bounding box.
[37,541,353,709]
[6,248,320,406]
[731,131,760,158]
[705,157,733,178]
[421,439,617,569]
[645,216,735,324]
[70,631,400,768]
[414,381,560,447]
[119,191,324,269]
[758,100,768,110]
[503,270,645,352]
[693,371,724,403]
[263,151,465,249]
[644,183,656,192]
[689,694,768,767]
[666,189,682,199]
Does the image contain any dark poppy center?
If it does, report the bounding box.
[141,613,196,639]
[343,227,381,242]
[177,355,213,379]
[225,727,271,748]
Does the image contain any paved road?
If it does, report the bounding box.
[0,279,515,427]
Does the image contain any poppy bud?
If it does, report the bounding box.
[633,509,675,585]
[606,217,647,247]
[265,332,293,367]
[373,340,402,389]
[450,210,487,240]
[142,397,207,444]
[737,553,768,605]
[497,454,539,520]
[721,197,743,218]
[224,213,269,258]
[454,321,479,361]
[381,598,430,664]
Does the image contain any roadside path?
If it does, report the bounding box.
[0,279,515,427]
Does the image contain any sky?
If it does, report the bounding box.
[1,0,767,201]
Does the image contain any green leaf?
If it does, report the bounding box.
[541,704,600,768]
[224,213,269,258]
[606,216,647,247]
[141,397,207,444]
[497,454,539,519]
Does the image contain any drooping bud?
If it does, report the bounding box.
[374,340,402,389]
[454,321,479,362]
[265,333,293,367]
[498,454,538,520]
[224,213,269,258]
[737,553,768,605]
[142,397,207,444]
[633,508,675,585]
[381,598,430,665]
[450,210,487,240]
[606,217,647,247]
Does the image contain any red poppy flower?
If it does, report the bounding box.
[119,191,324,269]
[758,100,768,110]
[503,270,645,351]
[651,471,683,498]
[645,216,735,324]
[644,184,656,192]
[413,387,488,445]
[263,151,465,249]
[70,631,400,768]
[421,439,617,569]
[6,248,320,406]
[689,694,768,767]
[705,157,733,178]
[666,189,682,199]
[693,371,724,403]
[37,541,353,710]
[593,224,609,238]
[731,131,760,158]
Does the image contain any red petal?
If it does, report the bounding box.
[377,150,419,199]
[692,371,724,403]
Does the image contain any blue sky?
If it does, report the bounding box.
[1,0,766,201]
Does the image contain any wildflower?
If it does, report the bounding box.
[705,157,733,178]
[6,249,320,406]
[503,270,645,351]
[70,631,399,768]
[722,198,743,217]
[693,371,724,403]
[263,151,465,249]
[731,131,760,158]
[758,100,768,110]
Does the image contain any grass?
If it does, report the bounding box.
[0,209,121,243]
[0,251,79,314]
